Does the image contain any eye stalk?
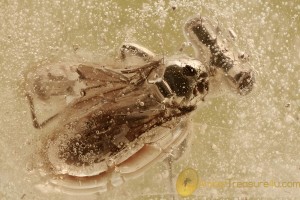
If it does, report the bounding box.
[233,71,254,95]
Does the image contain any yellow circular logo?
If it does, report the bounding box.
[176,168,198,197]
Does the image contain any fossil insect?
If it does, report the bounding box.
[25,16,254,195]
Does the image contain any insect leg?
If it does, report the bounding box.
[163,139,190,199]
[165,156,176,199]
[120,43,156,61]
[26,93,59,129]
[164,120,192,198]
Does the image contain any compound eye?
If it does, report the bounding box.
[234,71,254,95]
[182,65,197,76]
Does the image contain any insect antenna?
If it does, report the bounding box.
[244,38,260,76]
[156,23,167,65]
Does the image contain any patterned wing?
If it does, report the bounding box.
[25,60,161,128]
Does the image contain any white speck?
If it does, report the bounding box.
[228,28,237,39]
[212,144,218,151]
[285,115,295,124]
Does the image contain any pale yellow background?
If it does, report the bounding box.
[0,0,299,199]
